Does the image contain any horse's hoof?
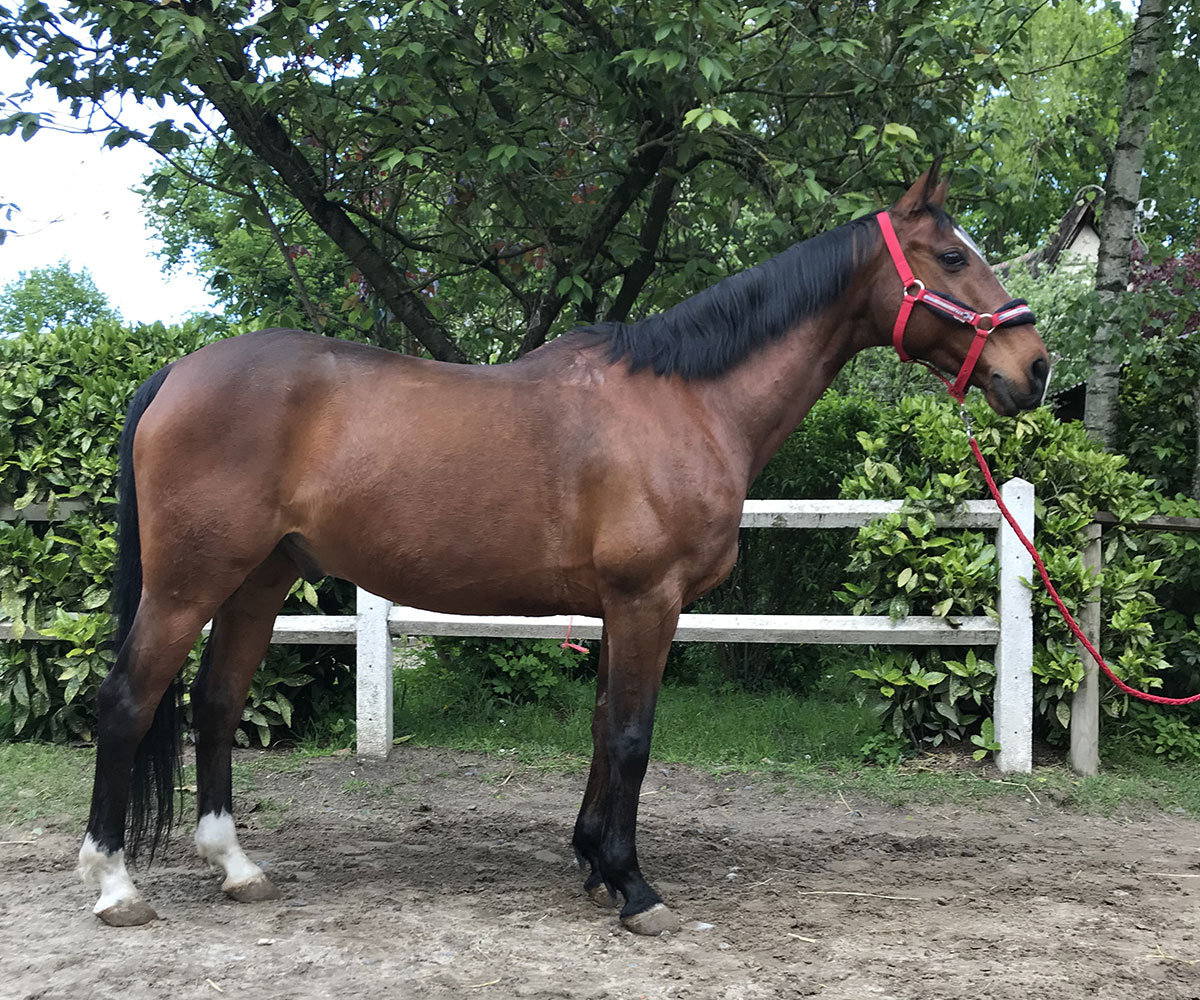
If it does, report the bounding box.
[225,876,282,903]
[621,903,680,936]
[586,882,618,908]
[96,898,158,927]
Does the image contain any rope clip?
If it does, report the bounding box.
[958,404,975,440]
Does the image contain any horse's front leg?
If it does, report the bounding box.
[572,595,681,936]
[573,630,616,907]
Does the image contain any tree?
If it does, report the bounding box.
[142,165,353,339]
[3,0,1043,360]
[954,0,1132,258]
[0,260,118,334]
[1085,0,1167,447]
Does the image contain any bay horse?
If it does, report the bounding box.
[79,164,1049,933]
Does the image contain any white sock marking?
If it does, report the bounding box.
[195,811,267,890]
[78,834,142,914]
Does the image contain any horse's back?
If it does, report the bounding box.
[133,330,595,611]
[132,328,744,615]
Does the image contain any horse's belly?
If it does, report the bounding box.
[299,509,596,617]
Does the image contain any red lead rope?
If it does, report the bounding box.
[966,416,1200,706]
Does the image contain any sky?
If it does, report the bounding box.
[0,53,216,325]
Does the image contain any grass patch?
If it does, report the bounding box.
[5,667,1200,835]
[393,670,593,766]
[1062,754,1200,815]
[0,741,94,831]
[393,668,877,770]
[390,664,1200,817]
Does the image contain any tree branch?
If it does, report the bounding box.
[175,19,468,361]
[515,121,673,355]
[605,149,685,323]
[245,181,325,332]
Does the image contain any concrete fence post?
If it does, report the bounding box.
[994,478,1034,774]
[1068,523,1103,776]
[355,587,394,759]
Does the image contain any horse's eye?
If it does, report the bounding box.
[939,249,968,270]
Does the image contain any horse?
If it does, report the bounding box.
[78,162,1049,934]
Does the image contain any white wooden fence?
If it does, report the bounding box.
[1,482,1035,771]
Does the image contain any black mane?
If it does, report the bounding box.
[586,210,884,379]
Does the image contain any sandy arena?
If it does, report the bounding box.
[3,747,1199,999]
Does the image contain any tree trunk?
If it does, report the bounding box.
[1084,0,1166,446]
[1192,381,1200,500]
[202,78,468,362]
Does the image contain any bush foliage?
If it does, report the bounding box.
[0,320,354,743]
[840,395,1200,751]
[5,319,1200,762]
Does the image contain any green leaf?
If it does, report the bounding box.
[1055,701,1071,729]
[12,671,29,707]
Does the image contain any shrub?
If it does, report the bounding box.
[424,636,593,704]
[839,395,1195,751]
[1117,336,1200,497]
[1115,700,1200,763]
[0,319,355,744]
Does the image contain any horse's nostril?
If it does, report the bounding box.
[1030,356,1049,390]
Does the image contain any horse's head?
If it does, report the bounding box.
[869,162,1050,415]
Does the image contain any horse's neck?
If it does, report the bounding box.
[697,309,872,486]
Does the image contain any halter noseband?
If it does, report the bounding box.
[876,211,1036,402]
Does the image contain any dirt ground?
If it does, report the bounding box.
[2,747,1199,1000]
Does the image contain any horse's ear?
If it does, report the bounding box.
[892,155,949,215]
[928,157,952,208]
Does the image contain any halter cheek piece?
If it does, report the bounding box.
[876,211,1037,403]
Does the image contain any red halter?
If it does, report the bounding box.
[876,212,1036,402]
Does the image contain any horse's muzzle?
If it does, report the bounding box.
[990,356,1050,415]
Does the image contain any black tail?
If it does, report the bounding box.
[111,364,177,863]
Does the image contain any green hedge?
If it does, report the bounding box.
[840,395,1200,751]
[0,320,354,743]
[6,320,1199,761]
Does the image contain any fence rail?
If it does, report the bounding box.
[1,484,1035,772]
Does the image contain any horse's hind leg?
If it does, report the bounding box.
[191,549,298,902]
[79,598,214,926]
